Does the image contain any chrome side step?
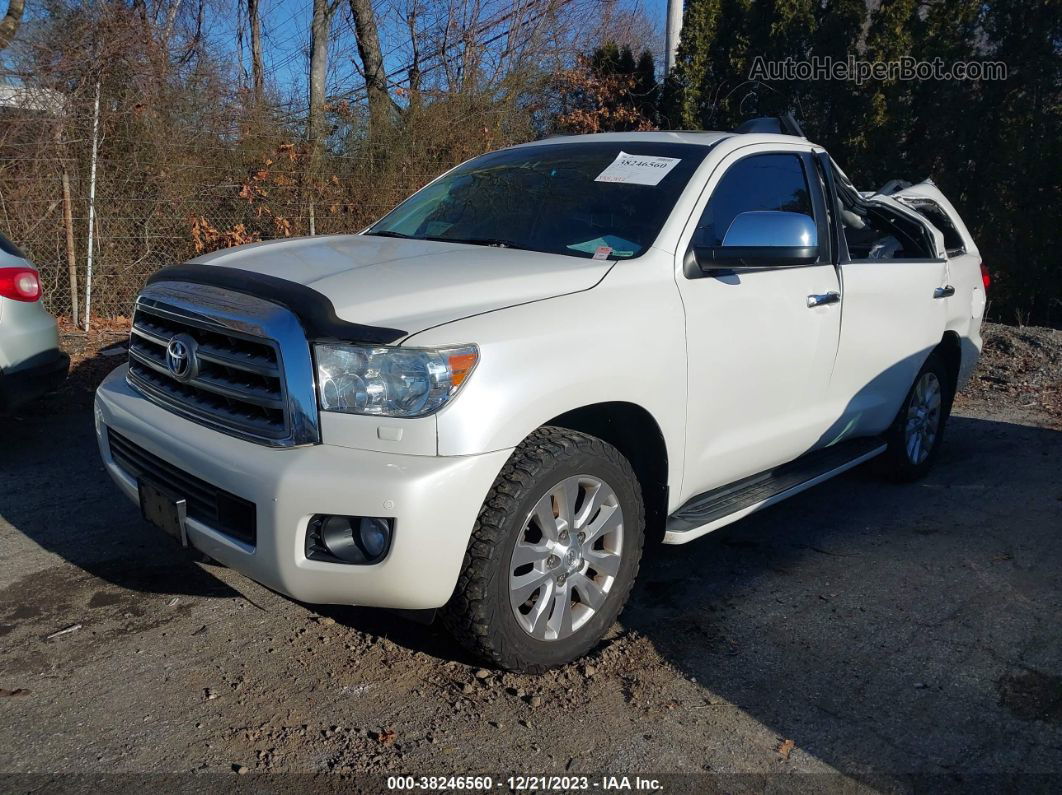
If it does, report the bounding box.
[664,438,887,544]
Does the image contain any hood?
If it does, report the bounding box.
[190,234,611,339]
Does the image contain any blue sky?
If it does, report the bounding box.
[213,0,669,110]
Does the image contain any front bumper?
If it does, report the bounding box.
[0,349,69,411]
[94,365,511,609]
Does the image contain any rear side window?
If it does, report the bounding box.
[906,199,965,256]
[0,232,26,259]
[694,153,813,246]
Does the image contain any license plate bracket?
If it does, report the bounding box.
[138,479,188,547]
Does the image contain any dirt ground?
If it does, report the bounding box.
[1,323,1060,791]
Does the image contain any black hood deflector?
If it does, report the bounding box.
[146,263,407,344]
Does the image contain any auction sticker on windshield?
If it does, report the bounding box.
[595,151,682,185]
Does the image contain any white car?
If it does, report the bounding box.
[94,129,986,671]
[1,233,68,412]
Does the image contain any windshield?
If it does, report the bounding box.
[366,142,712,260]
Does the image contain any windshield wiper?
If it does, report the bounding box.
[364,230,414,239]
[366,231,529,251]
[427,236,525,250]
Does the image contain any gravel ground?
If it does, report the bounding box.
[954,323,1062,428]
[1,322,1060,790]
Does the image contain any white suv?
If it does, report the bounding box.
[95,130,986,671]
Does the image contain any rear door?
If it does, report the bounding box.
[675,145,842,499]
[818,158,949,444]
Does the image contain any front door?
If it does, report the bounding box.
[676,148,842,499]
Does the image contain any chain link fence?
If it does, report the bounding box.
[0,92,507,325]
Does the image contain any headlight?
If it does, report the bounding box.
[314,343,479,417]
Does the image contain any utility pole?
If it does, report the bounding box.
[665,0,683,75]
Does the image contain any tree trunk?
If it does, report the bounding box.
[0,0,25,50]
[162,0,183,45]
[405,5,421,111]
[308,0,334,144]
[348,0,390,131]
[248,0,264,102]
[308,0,339,237]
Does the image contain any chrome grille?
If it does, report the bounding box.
[126,282,320,447]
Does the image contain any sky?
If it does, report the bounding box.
[210,0,669,111]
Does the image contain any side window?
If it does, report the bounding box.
[694,153,813,247]
[906,200,965,256]
[840,195,934,261]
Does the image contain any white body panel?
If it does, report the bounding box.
[0,247,61,371]
[404,249,689,503]
[824,256,948,441]
[191,234,612,338]
[670,140,842,499]
[892,181,986,389]
[95,366,510,608]
[95,131,986,609]
[1,242,67,410]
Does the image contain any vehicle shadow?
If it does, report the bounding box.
[620,415,1062,786]
[0,345,238,599]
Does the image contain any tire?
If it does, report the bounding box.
[880,351,954,482]
[443,426,645,673]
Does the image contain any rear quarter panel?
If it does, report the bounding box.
[895,183,985,387]
[0,250,61,371]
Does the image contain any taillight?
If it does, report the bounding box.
[980,263,990,291]
[0,267,42,302]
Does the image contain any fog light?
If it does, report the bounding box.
[358,517,390,559]
[306,514,393,564]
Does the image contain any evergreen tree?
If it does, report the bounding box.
[634,50,659,125]
[665,0,1061,324]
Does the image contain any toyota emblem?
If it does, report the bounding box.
[165,333,199,382]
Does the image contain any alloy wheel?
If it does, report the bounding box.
[904,371,942,465]
[508,475,624,641]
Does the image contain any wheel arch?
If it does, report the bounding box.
[543,401,669,541]
[936,331,962,405]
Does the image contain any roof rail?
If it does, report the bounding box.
[733,112,806,138]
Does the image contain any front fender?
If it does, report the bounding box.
[405,251,688,499]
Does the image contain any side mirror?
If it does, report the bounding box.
[694,211,819,270]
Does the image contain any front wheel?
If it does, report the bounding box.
[443,427,645,673]
[880,352,953,482]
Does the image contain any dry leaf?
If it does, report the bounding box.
[777,738,795,759]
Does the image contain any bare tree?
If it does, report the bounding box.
[248,0,264,102]
[161,0,183,45]
[348,0,391,128]
[405,2,422,109]
[0,0,24,50]
[308,0,341,235]
[308,0,340,144]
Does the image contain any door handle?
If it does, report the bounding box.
[934,285,956,299]
[807,291,840,308]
